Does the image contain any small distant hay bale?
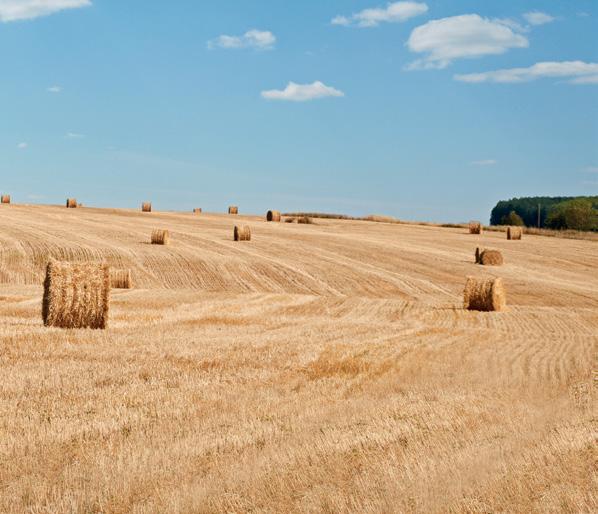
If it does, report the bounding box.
[479,250,504,266]
[193,208,202,214]
[267,210,281,222]
[142,202,152,212]
[151,229,170,245]
[463,277,506,312]
[297,216,312,224]
[234,225,251,241]
[229,206,238,215]
[507,226,522,240]
[469,221,482,234]
[1,195,10,204]
[110,269,133,289]
[42,260,110,329]
[66,198,77,208]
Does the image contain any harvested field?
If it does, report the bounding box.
[0,204,596,513]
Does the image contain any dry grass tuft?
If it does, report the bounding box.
[464,276,506,311]
[229,206,239,215]
[479,250,504,266]
[469,221,483,234]
[234,225,251,241]
[507,226,523,240]
[66,198,78,208]
[151,229,170,245]
[42,259,110,329]
[1,194,10,204]
[110,269,133,289]
[142,202,152,213]
[267,210,281,222]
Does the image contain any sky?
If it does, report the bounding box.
[1,0,597,222]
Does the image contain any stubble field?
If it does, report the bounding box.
[0,204,596,513]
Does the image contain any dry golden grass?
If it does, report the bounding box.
[0,204,596,513]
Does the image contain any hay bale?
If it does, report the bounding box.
[1,195,10,204]
[66,198,77,208]
[193,208,202,214]
[463,277,506,312]
[479,250,504,266]
[234,225,251,241]
[507,226,522,240]
[229,206,239,215]
[142,202,152,212]
[151,229,170,245]
[469,221,482,234]
[267,210,281,222]
[297,216,312,224]
[42,260,110,329]
[110,269,133,289]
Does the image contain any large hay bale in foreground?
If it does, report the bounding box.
[142,202,152,212]
[151,229,170,245]
[463,277,506,312]
[267,210,281,222]
[42,260,110,329]
[1,195,10,204]
[507,226,522,240]
[469,221,482,234]
[110,269,133,289]
[234,225,251,241]
[193,208,202,214]
[66,198,77,208]
[229,206,238,215]
[479,250,504,266]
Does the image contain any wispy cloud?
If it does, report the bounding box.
[471,159,497,166]
[66,132,85,139]
[406,14,528,69]
[208,29,275,50]
[454,61,598,84]
[332,1,428,28]
[523,11,555,26]
[17,142,27,149]
[261,81,344,102]
[583,166,598,173]
[0,0,91,22]
[47,85,62,93]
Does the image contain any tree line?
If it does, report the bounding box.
[490,196,598,231]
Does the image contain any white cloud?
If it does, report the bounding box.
[47,85,62,93]
[0,0,91,22]
[583,166,598,173]
[471,159,497,166]
[406,14,528,69]
[454,61,598,84]
[523,11,555,26]
[208,29,275,50]
[332,1,428,28]
[261,81,344,102]
[17,142,27,149]
[66,132,84,138]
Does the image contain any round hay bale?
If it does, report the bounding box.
[474,247,484,264]
[42,260,110,329]
[267,210,281,222]
[229,206,239,215]
[297,216,312,224]
[110,269,133,289]
[463,277,506,312]
[193,208,202,214]
[151,229,170,245]
[507,226,522,240]
[469,221,482,234]
[479,250,504,266]
[1,195,10,204]
[142,202,152,213]
[234,225,251,241]
[66,198,77,208]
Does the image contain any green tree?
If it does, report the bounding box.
[546,199,598,231]
[500,211,525,226]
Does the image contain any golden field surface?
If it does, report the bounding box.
[0,204,596,513]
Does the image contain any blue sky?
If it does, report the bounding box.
[1,0,597,222]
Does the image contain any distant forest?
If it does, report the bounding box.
[490,196,598,231]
